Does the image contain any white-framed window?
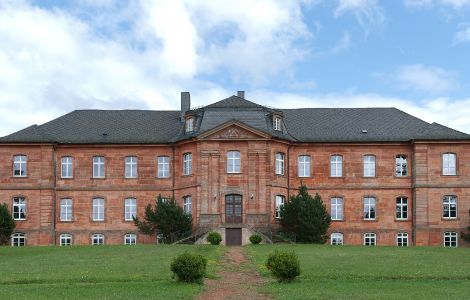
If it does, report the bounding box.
[442,153,457,175]
[443,231,458,247]
[330,155,343,177]
[183,153,192,175]
[331,232,344,245]
[12,197,26,220]
[92,156,105,178]
[363,155,376,177]
[60,234,72,246]
[61,156,73,178]
[92,198,105,221]
[124,198,137,221]
[395,155,407,176]
[331,197,344,220]
[442,195,457,219]
[363,232,376,246]
[11,233,25,247]
[363,197,376,220]
[396,233,408,247]
[183,196,192,215]
[275,152,285,175]
[124,233,137,245]
[13,155,27,177]
[227,151,241,173]
[185,117,194,133]
[396,197,408,220]
[298,155,311,177]
[157,156,170,178]
[91,233,104,245]
[60,198,73,221]
[125,156,138,178]
[275,195,285,219]
[273,116,281,131]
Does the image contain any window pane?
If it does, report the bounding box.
[330,155,342,177]
[158,156,170,177]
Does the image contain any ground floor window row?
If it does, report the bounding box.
[330,231,460,247]
[10,233,137,246]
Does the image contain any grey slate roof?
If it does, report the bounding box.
[1,95,469,144]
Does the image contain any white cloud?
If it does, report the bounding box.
[453,25,470,44]
[334,0,385,33]
[331,32,351,53]
[393,64,457,94]
[404,0,470,8]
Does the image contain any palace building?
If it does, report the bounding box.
[1,92,469,247]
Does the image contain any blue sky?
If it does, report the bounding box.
[1,0,470,136]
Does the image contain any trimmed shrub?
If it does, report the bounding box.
[249,234,262,244]
[170,252,207,283]
[266,250,300,282]
[206,231,222,245]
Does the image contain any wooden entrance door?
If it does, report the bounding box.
[225,194,242,224]
[225,228,242,246]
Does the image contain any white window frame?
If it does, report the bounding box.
[91,233,105,245]
[275,195,285,219]
[275,152,285,175]
[396,197,408,220]
[298,155,311,177]
[442,195,457,219]
[183,196,192,215]
[124,198,137,221]
[363,197,376,220]
[60,234,72,246]
[93,156,105,178]
[396,232,408,247]
[330,155,343,177]
[157,156,170,178]
[443,231,458,247]
[227,151,241,173]
[11,233,26,246]
[124,233,137,245]
[183,153,192,175]
[125,156,138,178]
[331,232,344,245]
[395,155,407,177]
[185,117,194,133]
[363,155,376,177]
[273,116,281,131]
[442,153,457,175]
[12,197,26,220]
[13,155,27,177]
[363,232,376,246]
[60,198,73,222]
[92,198,105,221]
[61,156,73,178]
[331,197,344,221]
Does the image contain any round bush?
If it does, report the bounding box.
[249,234,262,244]
[206,231,222,245]
[265,250,300,282]
[170,252,207,283]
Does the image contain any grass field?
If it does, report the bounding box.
[247,245,470,300]
[0,245,224,300]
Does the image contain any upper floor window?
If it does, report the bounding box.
[92,198,105,221]
[275,195,285,219]
[227,151,241,173]
[11,233,25,247]
[396,197,408,220]
[124,233,137,245]
[60,198,73,222]
[275,152,285,175]
[442,195,457,219]
[273,116,281,131]
[363,155,376,177]
[125,156,138,178]
[395,155,407,176]
[298,155,311,177]
[13,155,27,177]
[124,198,137,221]
[183,196,192,215]
[396,233,408,247]
[331,232,344,245]
[91,233,105,245]
[93,156,105,178]
[330,155,343,177]
[13,197,26,220]
[443,232,458,247]
[442,153,457,175]
[60,234,72,246]
[185,117,194,133]
[61,156,73,178]
[363,232,376,246]
[183,153,192,175]
[331,197,344,221]
[363,197,376,220]
[157,156,170,178]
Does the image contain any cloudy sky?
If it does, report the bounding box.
[1,0,470,136]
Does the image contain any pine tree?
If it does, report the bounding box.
[0,203,15,245]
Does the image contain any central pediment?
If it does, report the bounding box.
[197,120,271,140]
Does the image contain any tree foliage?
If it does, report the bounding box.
[0,203,15,245]
[279,185,331,243]
[133,195,192,243]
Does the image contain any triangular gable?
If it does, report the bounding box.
[197,120,271,140]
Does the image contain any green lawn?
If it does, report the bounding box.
[247,245,470,300]
[0,245,224,300]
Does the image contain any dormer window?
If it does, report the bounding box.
[185,117,194,133]
[273,116,281,131]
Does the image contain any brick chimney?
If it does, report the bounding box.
[180,92,190,121]
[237,91,245,99]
